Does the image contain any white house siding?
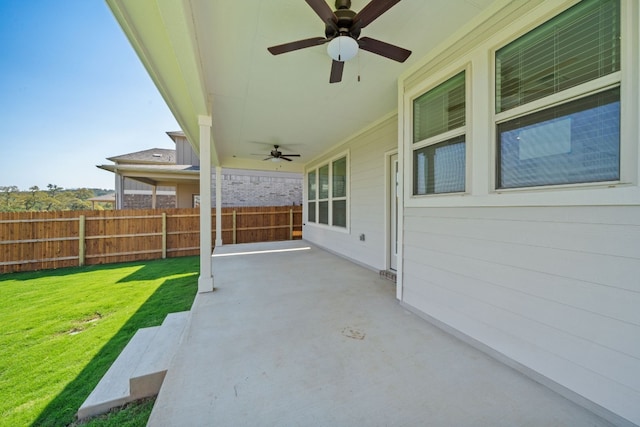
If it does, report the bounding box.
[402,205,640,425]
[175,136,200,166]
[398,1,640,425]
[304,116,397,271]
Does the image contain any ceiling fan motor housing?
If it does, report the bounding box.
[325,3,359,39]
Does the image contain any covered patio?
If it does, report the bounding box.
[147,241,611,426]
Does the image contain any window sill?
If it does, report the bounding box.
[404,182,640,208]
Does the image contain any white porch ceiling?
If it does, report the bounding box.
[107,0,497,172]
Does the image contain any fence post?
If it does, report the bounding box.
[78,215,85,266]
[232,210,237,244]
[162,212,167,259]
[289,208,293,240]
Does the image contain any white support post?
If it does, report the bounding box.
[115,172,124,210]
[215,166,223,247]
[198,115,214,293]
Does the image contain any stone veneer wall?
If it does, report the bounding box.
[216,172,302,207]
[121,170,302,209]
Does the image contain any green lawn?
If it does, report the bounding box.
[0,257,199,427]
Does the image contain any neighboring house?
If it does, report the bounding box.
[97,131,302,209]
[106,1,639,425]
[87,193,115,210]
[98,147,180,209]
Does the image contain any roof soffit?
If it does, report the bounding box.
[106,0,217,164]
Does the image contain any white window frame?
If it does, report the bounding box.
[492,0,624,191]
[306,170,317,223]
[305,151,350,231]
[401,0,639,208]
[405,64,471,205]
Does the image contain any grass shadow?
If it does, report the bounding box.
[116,258,199,283]
[0,261,154,283]
[29,262,198,427]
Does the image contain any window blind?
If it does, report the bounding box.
[413,71,465,142]
[332,157,346,198]
[496,0,620,113]
[318,165,329,199]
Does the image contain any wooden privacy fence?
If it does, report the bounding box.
[0,206,302,274]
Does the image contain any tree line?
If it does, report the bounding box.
[0,185,113,212]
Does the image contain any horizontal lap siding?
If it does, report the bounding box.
[402,205,640,421]
[304,117,397,270]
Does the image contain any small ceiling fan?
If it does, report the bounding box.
[268,0,411,83]
[264,145,301,162]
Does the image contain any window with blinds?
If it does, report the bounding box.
[498,88,620,188]
[414,136,466,195]
[412,71,466,195]
[496,0,620,113]
[414,72,465,142]
[318,164,329,224]
[495,0,621,189]
[332,157,347,227]
[307,170,316,223]
[306,155,348,228]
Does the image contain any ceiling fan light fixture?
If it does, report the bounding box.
[271,157,281,162]
[327,35,358,62]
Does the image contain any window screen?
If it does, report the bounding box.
[497,88,620,188]
[332,200,346,227]
[414,136,466,195]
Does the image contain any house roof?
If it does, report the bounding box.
[107,148,176,165]
[105,0,499,172]
[88,193,116,203]
[166,131,186,143]
[97,164,199,186]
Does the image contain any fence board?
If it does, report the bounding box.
[0,206,302,273]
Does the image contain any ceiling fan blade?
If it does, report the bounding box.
[305,0,338,28]
[281,154,301,157]
[263,157,272,161]
[268,37,327,55]
[358,37,411,62]
[329,60,344,83]
[281,156,293,161]
[353,0,401,30]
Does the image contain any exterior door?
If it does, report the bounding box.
[390,153,398,271]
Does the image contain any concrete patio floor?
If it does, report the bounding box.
[147,240,612,426]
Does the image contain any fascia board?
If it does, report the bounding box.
[105,0,219,166]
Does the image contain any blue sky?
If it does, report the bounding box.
[0,1,179,191]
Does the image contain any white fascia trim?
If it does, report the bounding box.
[106,0,215,165]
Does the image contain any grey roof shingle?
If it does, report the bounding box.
[107,149,176,164]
